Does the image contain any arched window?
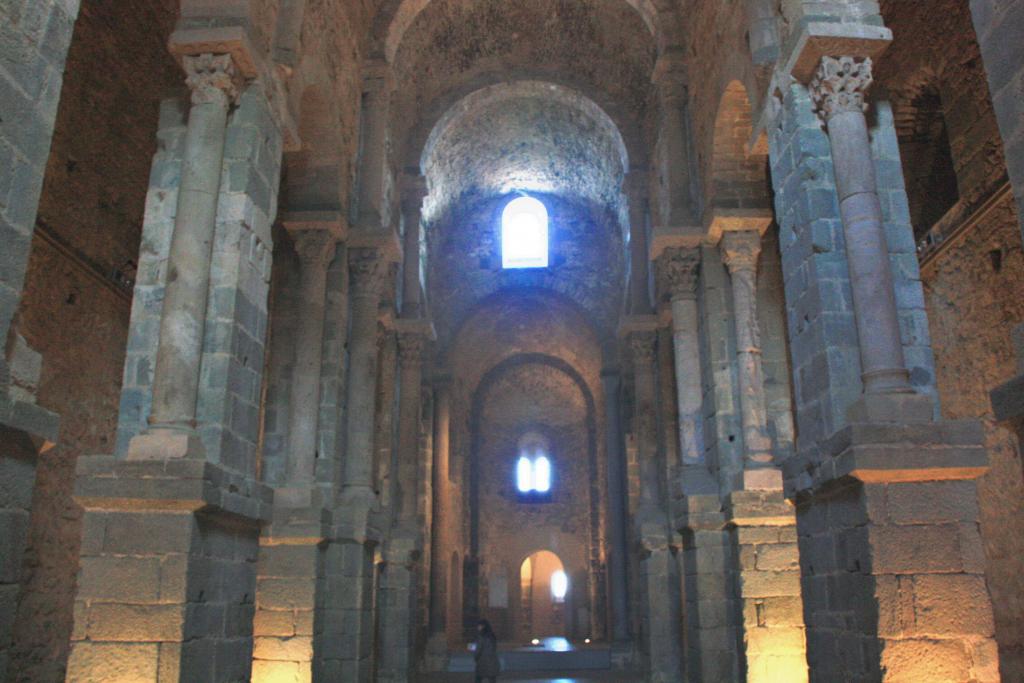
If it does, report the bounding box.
[515,432,553,497]
[501,196,549,269]
[550,570,568,603]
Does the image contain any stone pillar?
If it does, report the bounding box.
[628,327,683,682]
[602,369,631,642]
[378,327,428,683]
[720,230,774,474]
[356,62,393,231]
[401,175,427,318]
[341,248,386,505]
[0,338,58,681]
[0,0,79,362]
[678,497,739,683]
[626,172,654,315]
[719,228,807,681]
[763,54,1002,683]
[969,0,1024,234]
[127,54,241,461]
[810,56,911,396]
[659,248,714,490]
[425,376,451,662]
[281,229,338,507]
[68,43,282,682]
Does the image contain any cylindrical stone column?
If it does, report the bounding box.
[630,331,663,513]
[625,172,654,315]
[282,230,337,503]
[661,248,705,468]
[427,377,451,639]
[601,370,630,641]
[341,248,385,500]
[721,230,773,467]
[357,62,393,230]
[401,175,427,318]
[811,56,912,395]
[395,331,425,525]
[145,53,239,439]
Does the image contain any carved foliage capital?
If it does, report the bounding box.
[810,56,873,121]
[720,231,762,275]
[292,230,337,268]
[184,53,241,106]
[398,332,426,367]
[348,248,386,294]
[660,248,701,300]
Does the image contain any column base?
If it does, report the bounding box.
[125,427,206,461]
[68,456,272,682]
[783,419,999,682]
[422,631,450,672]
[640,543,684,683]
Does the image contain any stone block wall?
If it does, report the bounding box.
[197,85,282,475]
[795,473,998,682]
[252,542,318,682]
[970,0,1024,231]
[69,505,260,682]
[0,434,39,679]
[314,541,376,681]
[769,84,864,447]
[115,97,189,457]
[0,0,79,349]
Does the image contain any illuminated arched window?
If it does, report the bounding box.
[515,432,553,497]
[501,196,549,269]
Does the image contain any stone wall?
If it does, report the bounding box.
[9,1,181,679]
[921,208,1024,678]
[475,362,594,641]
[969,0,1024,230]
[876,0,1024,675]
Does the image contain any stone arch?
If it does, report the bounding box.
[467,353,604,638]
[373,0,673,65]
[708,79,771,215]
[417,80,631,180]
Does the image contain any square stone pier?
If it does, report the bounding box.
[68,456,272,681]
[783,396,999,682]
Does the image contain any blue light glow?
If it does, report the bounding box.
[502,196,549,269]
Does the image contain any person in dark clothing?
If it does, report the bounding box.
[473,619,501,682]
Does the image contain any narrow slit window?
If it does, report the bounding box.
[502,196,549,269]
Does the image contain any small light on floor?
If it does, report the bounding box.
[531,638,540,645]
[584,638,591,644]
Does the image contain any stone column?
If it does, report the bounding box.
[425,376,452,664]
[720,230,807,682]
[356,62,393,231]
[628,328,683,682]
[810,56,911,396]
[378,329,428,683]
[659,248,713,488]
[401,175,427,317]
[720,230,774,474]
[626,172,654,315]
[128,54,241,460]
[601,370,630,642]
[281,230,338,507]
[341,248,386,506]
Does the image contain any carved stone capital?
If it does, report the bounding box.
[810,56,873,121]
[659,248,701,301]
[629,331,657,367]
[291,230,337,268]
[348,248,386,295]
[721,231,762,275]
[398,332,426,368]
[184,53,241,106]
